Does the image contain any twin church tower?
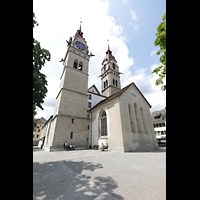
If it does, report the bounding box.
[45,23,122,151]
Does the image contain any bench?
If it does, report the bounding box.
[104,146,109,151]
[66,146,76,150]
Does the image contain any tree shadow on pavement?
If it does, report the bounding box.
[94,176,123,200]
[33,160,123,200]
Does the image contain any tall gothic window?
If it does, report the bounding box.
[100,110,107,136]
[128,104,135,132]
[116,80,118,87]
[140,107,147,133]
[134,103,141,132]
[113,79,115,86]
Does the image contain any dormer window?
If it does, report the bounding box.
[154,114,161,120]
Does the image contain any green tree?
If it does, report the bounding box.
[33,12,51,130]
[151,13,166,91]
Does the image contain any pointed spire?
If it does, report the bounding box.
[80,18,82,31]
[74,19,85,40]
[107,39,110,51]
[106,39,112,54]
[102,40,116,64]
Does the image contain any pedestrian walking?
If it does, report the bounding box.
[63,141,68,150]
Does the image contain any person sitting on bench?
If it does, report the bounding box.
[104,143,109,150]
[100,143,104,151]
[69,144,73,149]
[72,144,76,150]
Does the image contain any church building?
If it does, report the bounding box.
[43,23,159,152]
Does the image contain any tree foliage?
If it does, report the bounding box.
[33,12,51,130]
[151,13,166,91]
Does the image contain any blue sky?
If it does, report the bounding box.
[33,0,166,120]
[106,0,166,74]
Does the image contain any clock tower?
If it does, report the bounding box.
[45,23,92,151]
[100,44,122,97]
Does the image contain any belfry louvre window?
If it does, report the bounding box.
[73,60,78,69]
[78,62,83,71]
[101,111,107,136]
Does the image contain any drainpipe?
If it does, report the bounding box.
[90,111,92,148]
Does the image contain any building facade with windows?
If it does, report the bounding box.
[87,84,106,110]
[33,117,46,145]
[88,82,159,152]
[42,24,159,152]
[151,108,166,143]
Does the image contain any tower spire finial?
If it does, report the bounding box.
[80,18,82,31]
[107,39,110,50]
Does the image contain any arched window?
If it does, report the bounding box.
[116,80,118,87]
[113,79,115,86]
[134,103,142,132]
[128,104,135,132]
[73,59,78,69]
[106,80,108,87]
[104,81,106,89]
[100,110,107,136]
[140,107,147,133]
[78,61,83,71]
[113,63,115,69]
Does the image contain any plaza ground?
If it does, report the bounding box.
[33,147,166,200]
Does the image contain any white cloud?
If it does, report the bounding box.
[150,49,159,57]
[33,0,165,120]
[123,64,166,113]
[130,10,137,21]
[122,0,130,4]
[129,10,139,31]
[134,24,139,31]
[33,0,135,120]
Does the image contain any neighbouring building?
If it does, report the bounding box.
[151,108,166,143]
[33,117,46,145]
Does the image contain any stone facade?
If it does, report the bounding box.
[43,24,158,152]
[44,26,90,152]
[101,46,122,97]
[89,83,159,152]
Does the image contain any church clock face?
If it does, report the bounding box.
[76,42,85,50]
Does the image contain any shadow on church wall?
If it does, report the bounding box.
[33,159,123,200]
